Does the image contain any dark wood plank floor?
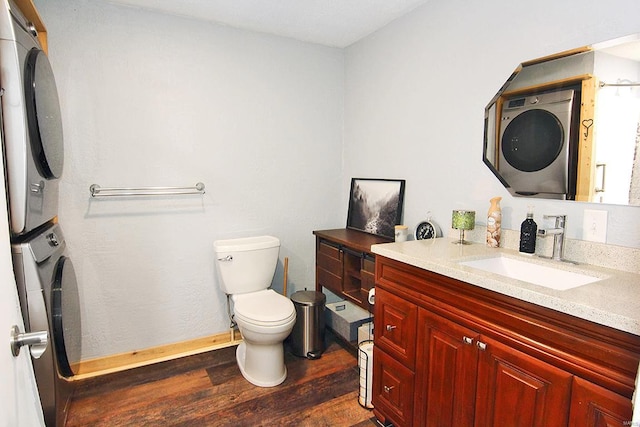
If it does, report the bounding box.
[66,332,377,426]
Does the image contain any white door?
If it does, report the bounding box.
[0,165,44,425]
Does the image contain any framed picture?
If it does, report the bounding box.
[347,178,406,239]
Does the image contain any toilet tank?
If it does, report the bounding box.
[213,235,280,295]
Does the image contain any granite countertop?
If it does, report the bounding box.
[371,238,640,336]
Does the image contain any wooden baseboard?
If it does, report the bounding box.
[69,329,242,381]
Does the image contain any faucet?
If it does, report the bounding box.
[537,215,566,261]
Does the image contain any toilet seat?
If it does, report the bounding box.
[233,289,295,326]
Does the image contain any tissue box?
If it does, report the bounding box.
[326,301,372,342]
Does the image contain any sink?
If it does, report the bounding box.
[459,256,601,290]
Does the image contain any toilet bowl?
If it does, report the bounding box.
[214,236,296,387]
[233,289,296,386]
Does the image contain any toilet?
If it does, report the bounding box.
[213,235,296,387]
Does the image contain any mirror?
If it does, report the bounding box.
[484,34,640,206]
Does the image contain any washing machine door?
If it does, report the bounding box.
[501,109,564,172]
[24,48,64,179]
[51,256,81,377]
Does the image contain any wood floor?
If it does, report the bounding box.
[65,332,377,426]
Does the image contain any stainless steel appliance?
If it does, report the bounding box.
[12,223,81,427]
[0,0,64,236]
[498,89,579,199]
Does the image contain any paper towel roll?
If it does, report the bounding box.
[368,287,375,305]
[358,341,374,408]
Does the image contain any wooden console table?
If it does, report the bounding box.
[313,228,392,310]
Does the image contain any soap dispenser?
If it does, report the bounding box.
[519,207,537,254]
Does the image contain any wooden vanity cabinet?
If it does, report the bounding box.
[372,256,640,427]
[313,229,390,310]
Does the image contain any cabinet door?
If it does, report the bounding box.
[374,287,417,368]
[414,309,480,426]
[373,347,415,427]
[568,377,633,427]
[475,335,572,427]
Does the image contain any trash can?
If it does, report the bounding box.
[289,290,326,359]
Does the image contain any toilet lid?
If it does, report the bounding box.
[233,289,295,324]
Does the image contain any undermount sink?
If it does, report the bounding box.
[459,255,601,291]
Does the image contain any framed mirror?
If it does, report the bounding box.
[483,34,640,206]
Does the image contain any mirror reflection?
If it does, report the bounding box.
[484,34,640,206]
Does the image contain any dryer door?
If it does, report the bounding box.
[51,256,81,377]
[24,48,64,179]
[501,109,564,172]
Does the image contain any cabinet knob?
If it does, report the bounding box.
[477,341,487,351]
[386,325,397,332]
[463,336,473,345]
[384,385,395,393]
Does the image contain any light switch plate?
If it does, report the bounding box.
[583,209,607,243]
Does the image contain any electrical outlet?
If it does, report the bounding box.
[583,209,607,243]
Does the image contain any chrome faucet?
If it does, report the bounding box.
[537,215,566,261]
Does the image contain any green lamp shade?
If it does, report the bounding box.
[452,210,475,230]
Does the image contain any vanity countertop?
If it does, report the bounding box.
[371,238,640,336]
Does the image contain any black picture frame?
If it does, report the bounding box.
[347,178,406,239]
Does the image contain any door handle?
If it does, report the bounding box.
[386,324,397,332]
[10,325,48,358]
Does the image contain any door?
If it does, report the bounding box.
[24,48,64,180]
[568,377,633,427]
[51,255,81,377]
[0,166,45,425]
[414,309,479,426]
[501,109,565,173]
[474,335,572,427]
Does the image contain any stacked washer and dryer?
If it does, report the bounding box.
[0,1,80,426]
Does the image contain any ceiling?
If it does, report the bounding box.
[594,34,640,62]
[106,0,430,48]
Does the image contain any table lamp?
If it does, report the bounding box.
[452,210,475,245]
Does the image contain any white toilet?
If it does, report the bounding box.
[213,235,296,387]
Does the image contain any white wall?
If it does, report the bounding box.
[34,0,344,359]
[344,0,640,249]
[34,0,640,360]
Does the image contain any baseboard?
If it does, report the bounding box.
[69,329,242,381]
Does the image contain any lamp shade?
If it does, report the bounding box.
[452,210,475,230]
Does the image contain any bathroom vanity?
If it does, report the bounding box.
[370,239,640,427]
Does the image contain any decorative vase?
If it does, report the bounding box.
[487,197,502,248]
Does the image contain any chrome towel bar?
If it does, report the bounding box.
[89,182,205,198]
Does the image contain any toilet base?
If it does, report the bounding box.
[236,341,287,387]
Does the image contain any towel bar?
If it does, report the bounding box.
[89,182,205,198]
